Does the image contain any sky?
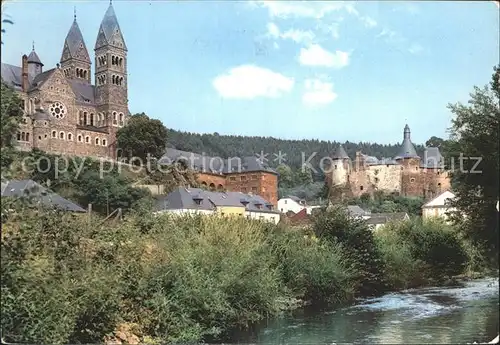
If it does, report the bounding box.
[1,0,499,145]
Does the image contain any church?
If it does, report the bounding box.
[1,2,129,159]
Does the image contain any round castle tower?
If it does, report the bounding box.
[326,145,351,188]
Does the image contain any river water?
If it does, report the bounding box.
[231,278,499,344]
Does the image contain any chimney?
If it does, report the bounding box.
[21,55,29,92]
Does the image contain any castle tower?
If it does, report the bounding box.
[395,124,420,162]
[94,2,129,158]
[326,145,351,201]
[60,11,91,83]
[27,43,43,77]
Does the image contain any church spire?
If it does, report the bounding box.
[60,13,90,64]
[94,1,127,51]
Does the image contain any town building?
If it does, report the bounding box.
[277,195,321,215]
[1,2,129,159]
[158,148,279,206]
[422,190,457,223]
[1,179,86,212]
[365,212,410,230]
[325,124,451,200]
[154,186,280,224]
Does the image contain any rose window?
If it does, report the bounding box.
[49,102,67,119]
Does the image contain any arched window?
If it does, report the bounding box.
[59,132,65,140]
[95,137,100,145]
[79,111,84,125]
[52,130,57,138]
[119,113,124,126]
[68,133,73,141]
[102,139,107,146]
[77,135,82,142]
[113,112,118,125]
[90,113,94,126]
[26,132,30,141]
[83,112,88,125]
[21,132,25,141]
[17,132,21,141]
[209,183,216,191]
[85,136,90,144]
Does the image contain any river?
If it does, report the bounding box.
[230,277,499,344]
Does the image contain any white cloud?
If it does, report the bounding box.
[302,79,338,107]
[298,44,349,68]
[213,65,294,99]
[256,1,353,19]
[408,43,424,54]
[266,22,315,44]
[361,16,377,28]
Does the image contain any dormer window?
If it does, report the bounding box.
[255,203,262,210]
[192,196,203,205]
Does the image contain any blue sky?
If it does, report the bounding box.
[1,0,498,145]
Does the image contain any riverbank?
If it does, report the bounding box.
[228,277,499,344]
[0,200,494,344]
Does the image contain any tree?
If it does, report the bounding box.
[294,166,313,186]
[425,136,445,148]
[116,113,168,163]
[1,82,22,175]
[276,164,293,188]
[447,65,500,260]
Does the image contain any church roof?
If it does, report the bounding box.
[68,80,95,104]
[27,50,43,65]
[95,3,127,50]
[61,18,90,63]
[1,63,34,90]
[331,145,350,160]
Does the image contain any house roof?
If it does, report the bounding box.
[422,190,456,208]
[366,212,409,225]
[347,205,370,217]
[1,179,86,212]
[1,63,35,91]
[158,147,278,175]
[421,147,445,169]
[155,187,279,214]
[289,208,311,224]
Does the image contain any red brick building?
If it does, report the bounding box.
[158,148,279,206]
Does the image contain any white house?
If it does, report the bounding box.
[422,190,457,223]
[278,195,321,215]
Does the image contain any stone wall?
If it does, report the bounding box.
[365,164,402,194]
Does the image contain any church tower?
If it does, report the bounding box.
[60,11,91,83]
[94,2,129,127]
[94,1,129,158]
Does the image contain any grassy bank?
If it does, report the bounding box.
[0,200,488,344]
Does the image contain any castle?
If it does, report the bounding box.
[1,2,129,159]
[325,124,451,200]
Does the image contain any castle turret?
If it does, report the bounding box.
[27,42,43,77]
[60,10,91,83]
[395,124,420,161]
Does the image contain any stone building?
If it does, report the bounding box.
[158,148,279,206]
[325,124,451,200]
[1,3,129,159]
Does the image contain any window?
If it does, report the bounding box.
[374,177,379,183]
[59,132,65,140]
[17,132,21,141]
[415,167,418,171]
[26,133,29,141]
[52,131,57,138]
[194,199,202,205]
[410,178,415,183]
[38,136,42,140]
[241,175,247,181]
[113,112,118,125]
[95,138,100,145]
[251,175,258,180]
[85,136,90,144]
[102,139,107,146]
[360,185,364,191]
[284,200,287,204]
[229,176,236,181]
[241,187,247,193]
[251,187,257,193]
[119,113,124,126]
[68,133,73,141]
[78,135,83,142]
[334,165,337,169]
[90,113,95,126]
[259,216,265,220]
[20,99,26,111]
[83,112,88,125]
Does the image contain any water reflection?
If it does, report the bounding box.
[231,278,499,344]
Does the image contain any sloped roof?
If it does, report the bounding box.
[1,179,86,212]
[347,205,370,217]
[28,68,55,91]
[69,80,95,104]
[1,63,35,90]
[395,124,420,160]
[154,187,278,214]
[367,212,409,223]
[331,145,350,160]
[158,148,278,175]
[61,18,90,63]
[27,50,43,65]
[422,190,456,208]
[421,147,445,169]
[95,3,127,50]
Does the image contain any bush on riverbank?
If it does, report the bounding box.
[0,199,485,344]
[375,217,470,289]
[0,199,356,344]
